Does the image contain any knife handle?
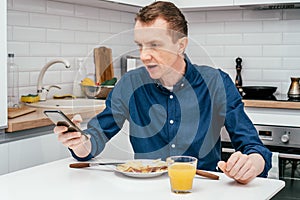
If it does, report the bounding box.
[196,170,219,180]
[69,163,90,168]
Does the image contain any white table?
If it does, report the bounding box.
[0,158,285,200]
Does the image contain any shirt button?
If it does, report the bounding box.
[169,120,174,124]
[181,83,184,87]
[171,144,176,148]
[169,95,173,99]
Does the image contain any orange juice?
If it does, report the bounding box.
[168,163,196,192]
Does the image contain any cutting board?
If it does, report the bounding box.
[94,46,114,84]
[8,107,37,119]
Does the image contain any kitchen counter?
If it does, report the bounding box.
[5,99,300,133]
[243,99,300,110]
[0,157,285,200]
[6,104,104,133]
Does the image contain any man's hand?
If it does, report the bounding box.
[54,114,91,158]
[217,151,265,184]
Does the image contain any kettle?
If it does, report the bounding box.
[288,77,300,99]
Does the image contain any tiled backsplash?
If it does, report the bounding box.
[7,0,300,97]
[185,9,300,95]
[7,0,136,98]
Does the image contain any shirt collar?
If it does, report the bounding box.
[153,54,196,93]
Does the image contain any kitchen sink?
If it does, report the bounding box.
[25,98,105,109]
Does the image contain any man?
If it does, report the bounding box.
[54,1,271,184]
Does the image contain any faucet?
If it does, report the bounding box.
[37,58,71,101]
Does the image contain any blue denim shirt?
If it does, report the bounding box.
[71,58,272,177]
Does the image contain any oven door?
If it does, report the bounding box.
[221,126,300,200]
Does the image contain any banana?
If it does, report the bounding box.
[81,78,96,86]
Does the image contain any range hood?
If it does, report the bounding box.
[240,3,300,10]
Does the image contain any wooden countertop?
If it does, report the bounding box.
[243,99,300,110]
[6,99,300,133]
[6,105,104,133]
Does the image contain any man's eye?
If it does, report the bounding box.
[137,44,142,49]
[151,43,159,48]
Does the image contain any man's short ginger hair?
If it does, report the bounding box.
[135,1,188,42]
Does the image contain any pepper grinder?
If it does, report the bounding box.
[235,57,243,95]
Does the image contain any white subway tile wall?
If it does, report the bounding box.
[7,0,136,97]
[7,0,300,97]
[185,9,300,95]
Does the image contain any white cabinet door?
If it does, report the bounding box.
[235,0,300,6]
[169,0,234,8]
[0,143,9,175]
[8,134,70,173]
[104,0,153,7]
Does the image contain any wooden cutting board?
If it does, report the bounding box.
[8,107,37,119]
[94,46,114,84]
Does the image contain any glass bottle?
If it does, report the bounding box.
[7,53,20,108]
[73,58,87,98]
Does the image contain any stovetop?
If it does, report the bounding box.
[243,93,300,102]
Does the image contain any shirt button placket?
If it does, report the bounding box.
[168,93,176,153]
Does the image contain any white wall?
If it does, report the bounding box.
[7,0,136,98]
[7,0,300,96]
[184,9,300,95]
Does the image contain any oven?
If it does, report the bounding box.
[221,124,300,199]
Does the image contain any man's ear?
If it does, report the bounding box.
[177,37,188,55]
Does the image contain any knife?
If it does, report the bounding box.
[70,162,219,180]
[196,169,219,180]
[69,162,125,168]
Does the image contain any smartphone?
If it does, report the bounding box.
[44,110,87,136]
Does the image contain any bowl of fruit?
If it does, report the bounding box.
[81,77,116,99]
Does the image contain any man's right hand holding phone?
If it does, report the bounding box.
[54,114,92,158]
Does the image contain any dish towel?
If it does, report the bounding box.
[268,152,279,179]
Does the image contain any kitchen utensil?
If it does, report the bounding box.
[288,77,300,99]
[242,86,277,98]
[69,161,219,180]
[94,46,114,84]
[8,107,36,119]
[196,169,219,180]
[69,162,125,168]
[235,57,243,95]
[81,85,114,99]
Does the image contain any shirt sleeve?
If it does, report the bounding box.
[220,71,272,177]
[69,80,129,161]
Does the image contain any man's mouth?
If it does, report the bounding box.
[146,64,157,69]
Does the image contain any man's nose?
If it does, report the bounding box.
[140,47,152,61]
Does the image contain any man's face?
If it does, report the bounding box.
[134,18,184,81]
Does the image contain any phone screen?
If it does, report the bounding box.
[44,110,84,134]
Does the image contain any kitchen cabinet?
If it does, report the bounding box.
[105,0,235,8]
[234,0,300,6]
[54,0,300,11]
[8,133,69,173]
[0,143,9,175]
[167,0,234,9]
[0,0,7,130]
[103,0,152,7]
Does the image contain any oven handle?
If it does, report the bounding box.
[222,148,300,160]
[278,153,300,159]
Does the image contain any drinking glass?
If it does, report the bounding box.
[167,156,198,194]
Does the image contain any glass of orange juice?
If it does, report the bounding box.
[167,156,198,194]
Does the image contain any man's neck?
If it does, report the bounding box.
[160,58,186,87]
